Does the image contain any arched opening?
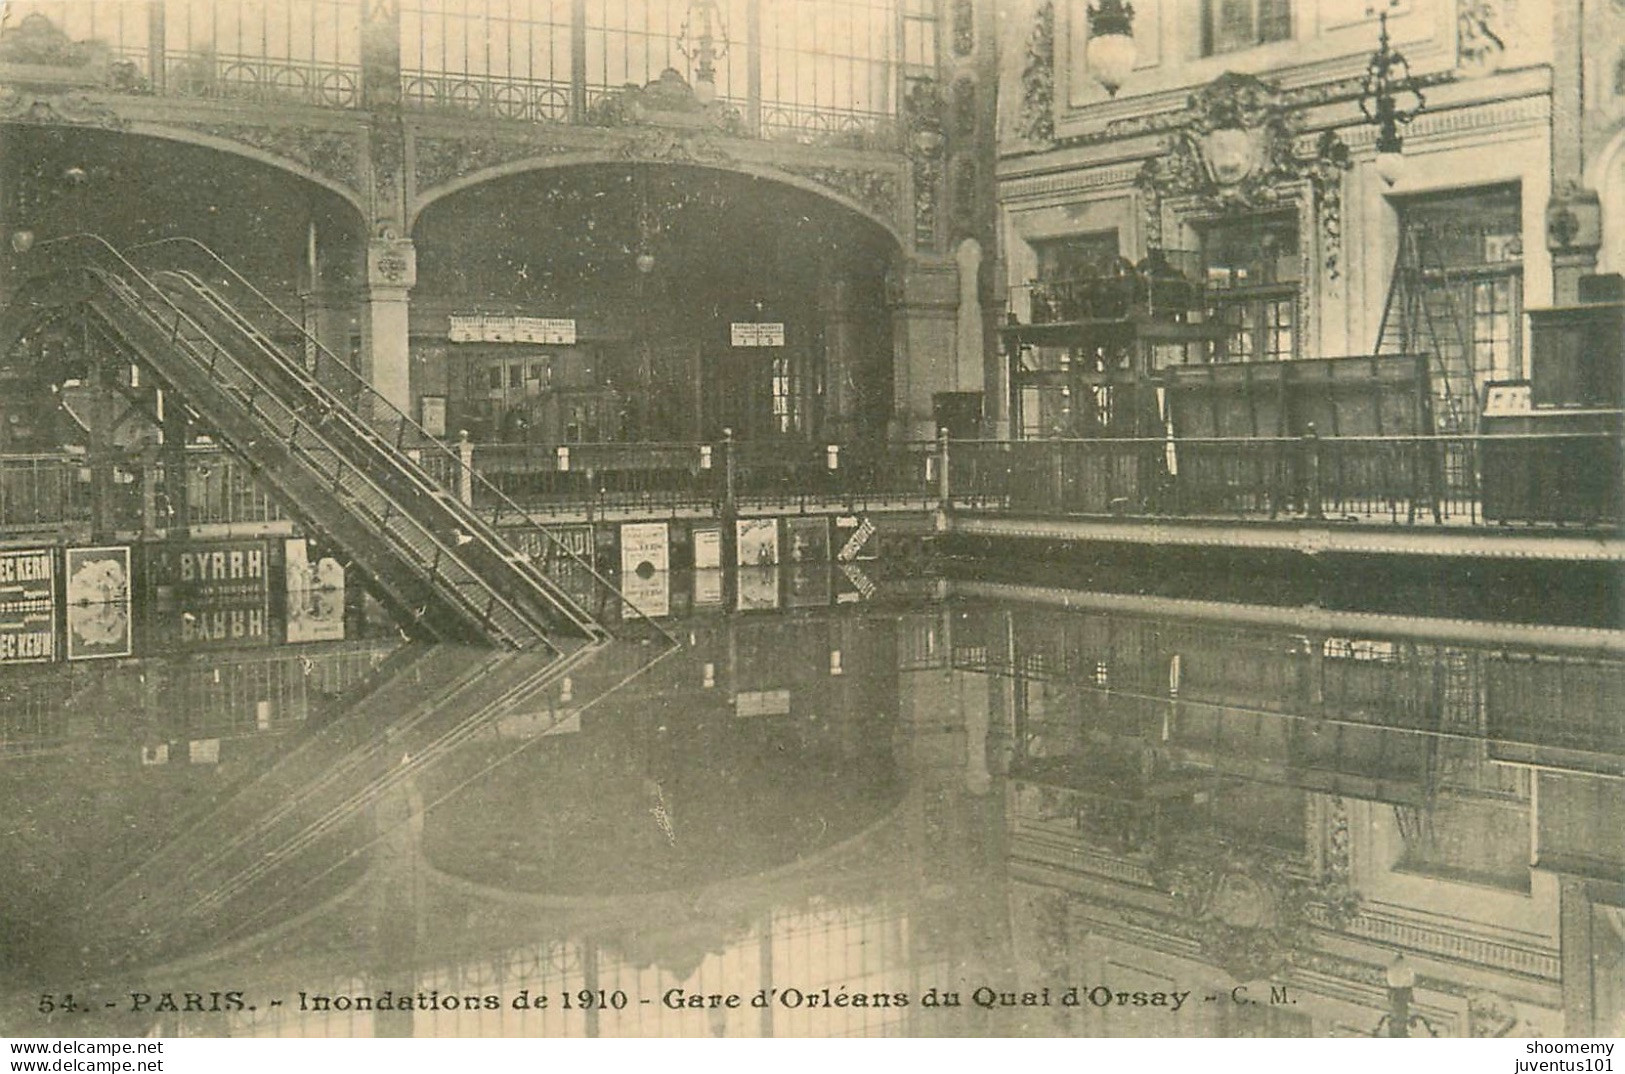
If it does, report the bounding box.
[0,126,366,451]
[410,163,900,444]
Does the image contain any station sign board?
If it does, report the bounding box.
[0,548,57,664]
[449,314,576,345]
[729,322,785,347]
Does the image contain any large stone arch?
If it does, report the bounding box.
[1586,123,1625,277]
[126,121,370,227]
[409,151,909,255]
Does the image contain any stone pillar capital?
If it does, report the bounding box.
[366,234,416,293]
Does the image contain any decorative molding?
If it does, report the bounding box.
[1017,1,1056,145]
[179,121,361,190]
[905,78,946,248]
[952,0,976,57]
[1135,838,1360,982]
[371,122,404,217]
[1001,164,1145,203]
[411,133,578,191]
[1134,74,1351,277]
[586,68,747,136]
[0,87,127,129]
[1043,69,1459,153]
[1330,909,1561,980]
[616,126,735,164]
[1457,0,1508,72]
[778,164,902,230]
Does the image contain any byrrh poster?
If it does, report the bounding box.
[1,0,1622,1066]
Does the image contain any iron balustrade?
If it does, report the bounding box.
[0,454,91,532]
[1009,250,1208,326]
[947,432,1624,529]
[457,436,940,515]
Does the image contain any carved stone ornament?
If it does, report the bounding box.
[1149,840,1361,983]
[616,126,734,164]
[0,13,108,70]
[905,78,946,248]
[1136,73,1353,278]
[367,236,417,290]
[587,68,747,137]
[1017,1,1056,145]
[0,87,127,129]
[1457,0,1507,73]
[183,122,361,191]
[777,165,902,229]
[411,134,579,192]
[1545,181,1603,254]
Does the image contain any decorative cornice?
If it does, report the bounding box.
[1040,69,1462,154]
[1001,164,1144,203]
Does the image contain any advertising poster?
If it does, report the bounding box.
[284,537,347,644]
[65,546,132,661]
[786,564,832,608]
[736,565,781,612]
[735,517,780,567]
[692,569,724,608]
[619,522,670,619]
[692,525,723,570]
[785,516,831,563]
[0,548,57,665]
[144,541,271,651]
[834,514,879,562]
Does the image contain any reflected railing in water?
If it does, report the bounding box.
[1,578,1620,1037]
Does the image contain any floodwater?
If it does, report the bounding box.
[1,562,1621,1039]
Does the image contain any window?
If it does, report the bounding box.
[1471,276,1521,383]
[1202,0,1292,56]
[1201,215,1300,362]
[771,352,801,435]
[1398,184,1524,400]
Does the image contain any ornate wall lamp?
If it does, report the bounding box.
[1085,0,1136,97]
[1371,955,1439,1038]
[1359,11,1425,187]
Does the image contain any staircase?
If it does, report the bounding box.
[21,235,619,651]
[1374,226,1482,435]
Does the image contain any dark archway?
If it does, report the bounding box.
[410,163,900,443]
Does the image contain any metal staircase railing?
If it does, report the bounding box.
[26,235,591,649]
[127,237,677,649]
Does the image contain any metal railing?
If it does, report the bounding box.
[948,431,1624,528]
[466,435,939,516]
[0,454,89,531]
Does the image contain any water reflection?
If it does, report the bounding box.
[1,566,1621,1038]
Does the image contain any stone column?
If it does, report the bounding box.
[1547,0,1599,304]
[362,232,416,418]
[820,276,860,441]
[889,255,962,440]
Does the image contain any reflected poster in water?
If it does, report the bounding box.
[64,546,131,661]
[284,537,346,644]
